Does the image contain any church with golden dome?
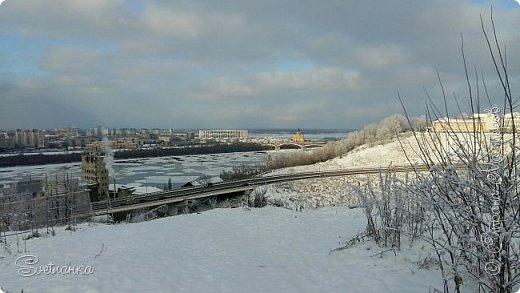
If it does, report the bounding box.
[292,128,304,143]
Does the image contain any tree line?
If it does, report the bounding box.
[267,114,426,170]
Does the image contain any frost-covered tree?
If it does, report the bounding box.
[354,11,519,293]
[404,14,520,293]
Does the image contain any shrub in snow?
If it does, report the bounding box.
[249,187,268,208]
[351,170,424,251]
[355,13,519,293]
[220,164,268,181]
[91,214,113,224]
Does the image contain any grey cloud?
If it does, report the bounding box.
[1,0,519,129]
[194,67,363,101]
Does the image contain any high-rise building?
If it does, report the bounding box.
[114,128,124,137]
[81,143,109,202]
[23,130,31,146]
[15,129,23,147]
[29,129,37,148]
[126,128,137,136]
[0,133,6,149]
[186,132,195,140]
[96,126,110,137]
[14,129,43,148]
[86,128,97,136]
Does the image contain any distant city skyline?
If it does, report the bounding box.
[0,126,351,132]
[1,0,519,130]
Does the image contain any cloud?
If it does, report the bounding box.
[0,0,519,130]
[256,67,362,92]
[353,45,409,70]
[140,6,243,39]
[193,67,362,101]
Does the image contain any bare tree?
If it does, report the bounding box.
[353,10,519,293]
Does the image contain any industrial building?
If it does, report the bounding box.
[81,142,109,202]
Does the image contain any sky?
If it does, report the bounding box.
[0,0,519,130]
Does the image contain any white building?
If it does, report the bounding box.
[473,112,499,132]
[198,129,248,141]
[15,129,44,148]
[502,112,520,133]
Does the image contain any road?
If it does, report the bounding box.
[89,163,452,216]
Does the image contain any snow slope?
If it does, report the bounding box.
[0,207,443,293]
[263,132,518,209]
[261,134,443,208]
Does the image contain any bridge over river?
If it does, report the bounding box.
[263,140,326,151]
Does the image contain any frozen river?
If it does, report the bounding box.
[0,130,349,194]
[0,151,269,193]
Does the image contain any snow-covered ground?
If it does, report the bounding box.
[262,132,518,209]
[264,132,502,209]
[263,134,425,208]
[0,206,444,293]
[270,133,423,176]
[1,134,507,292]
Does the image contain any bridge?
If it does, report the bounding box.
[263,140,326,151]
[87,163,447,219]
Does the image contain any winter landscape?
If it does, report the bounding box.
[1,127,520,292]
[0,135,452,293]
[0,206,440,293]
[2,1,520,293]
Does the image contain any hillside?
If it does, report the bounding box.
[263,133,424,209]
[0,206,444,293]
